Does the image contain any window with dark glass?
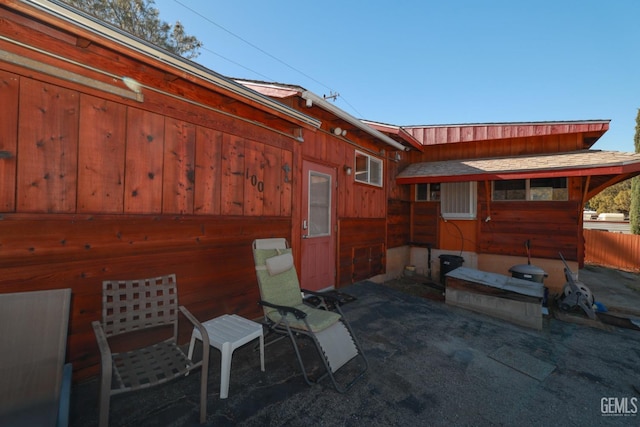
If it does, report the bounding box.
[530,177,568,201]
[493,180,526,200]
[415,183,440,201]
[492,178,567,201]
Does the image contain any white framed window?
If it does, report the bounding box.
[441,181,476,219]
[415,183,441,201]
[354,151,383,187]
[493,178,567,201]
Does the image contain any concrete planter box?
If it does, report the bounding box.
[445,267,544,330]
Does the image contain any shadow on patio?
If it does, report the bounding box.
[70,276,640,426]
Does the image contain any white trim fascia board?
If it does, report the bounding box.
[300,91,407,151]
[19,0,321,129]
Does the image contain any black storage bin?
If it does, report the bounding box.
[439,254,464,284]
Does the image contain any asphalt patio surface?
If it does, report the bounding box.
[70,266,640,426]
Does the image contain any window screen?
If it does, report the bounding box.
[441,182,476,219]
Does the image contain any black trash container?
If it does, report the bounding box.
[439,254,464,284]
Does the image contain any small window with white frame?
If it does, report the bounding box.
[440,181,477,219]
[354,151,383,187]
[415,183,441,201]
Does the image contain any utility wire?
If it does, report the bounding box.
[171,0,364,118]
[200,46,275,82]
[173,0,330,91]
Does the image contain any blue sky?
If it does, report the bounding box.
[153,0,639,152]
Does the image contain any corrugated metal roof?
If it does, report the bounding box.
[396,150,640,183]
[404,120,610,146]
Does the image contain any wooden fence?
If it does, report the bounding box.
[584,229,640,272]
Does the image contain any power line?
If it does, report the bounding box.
[173,0,331,91]
[170,0,364,118]
[200,46,275,82]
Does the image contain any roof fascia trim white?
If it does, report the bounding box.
[301,91,407,151]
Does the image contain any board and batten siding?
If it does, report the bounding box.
[0,71,296,380]
[3,78,294,216]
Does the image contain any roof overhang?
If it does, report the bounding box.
[11,0,321,130]
[235,81,410,151]
[300,91,408,152]
[403,120,610,147]
[361,120,424,152]
[396,150,640,184]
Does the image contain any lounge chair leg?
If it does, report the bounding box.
[259,333,265,371]
[97,371,111,427]
[200,344,209,424]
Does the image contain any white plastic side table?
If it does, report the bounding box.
[187,314,265,399]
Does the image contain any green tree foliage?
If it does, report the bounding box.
[631,109,640,234]
[62,0,201,59]
[588,179,632,216]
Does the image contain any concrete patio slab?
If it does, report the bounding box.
[69,278,640,426]
[488,346,556,381]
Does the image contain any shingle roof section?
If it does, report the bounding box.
[397,150,640,183]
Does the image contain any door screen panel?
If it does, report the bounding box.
[308,172,331,237]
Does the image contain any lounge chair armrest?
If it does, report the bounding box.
[302,289,356,308]
[179,306,210,350]
[301,288,342,302]
[259,300,307,319]
[91,321,112,360]
[92,320,114,395]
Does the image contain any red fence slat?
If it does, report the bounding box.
[584,229,640,272]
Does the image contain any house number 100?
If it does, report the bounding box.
[246,168,264,192]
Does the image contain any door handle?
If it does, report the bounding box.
[302,220,308,230]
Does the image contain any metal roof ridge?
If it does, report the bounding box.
[402,119,611,129]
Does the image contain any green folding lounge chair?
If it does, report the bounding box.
[252,238,367,393]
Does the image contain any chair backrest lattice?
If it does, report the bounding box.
[101,274,179,338]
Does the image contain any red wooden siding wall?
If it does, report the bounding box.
[0,10,397,380]
[387,200,410,248]
[398,155,586,261]
[477,178,583,261]
[298,123,389,285]
[0,215,290,380]
[338,218,386,284]
[410,202,440,247]
[3,78,293,216]
[301,130,387,219]
[386,158,412,249]
[0,70,296,380]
